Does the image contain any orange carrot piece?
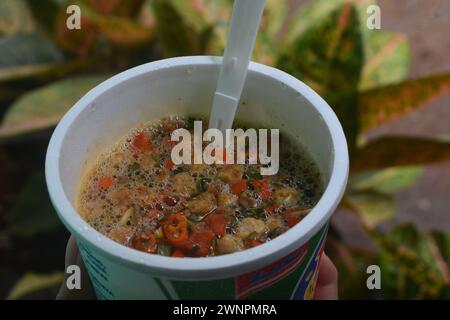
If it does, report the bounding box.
[205,214,227,237]
[98,176,114,188]
[231,180,247,195]
[252,179,272,200]
[184,230,215,257]
[250,240,262,247]
[285,212,303,228]
[164,159,175,170]
[132,132,151,152]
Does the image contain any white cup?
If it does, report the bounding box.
[45,56,348,299]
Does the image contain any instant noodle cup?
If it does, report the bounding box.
[45,56,348,299]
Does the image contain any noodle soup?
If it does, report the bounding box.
[77,116,323,258]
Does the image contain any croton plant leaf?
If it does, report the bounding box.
[202,0,232,55]
[348,165,423,194]
[359,31,411,91]
[371,225,450,297]
[0,31,65,102]
[358,72,450,131]
[53,0,150,56]
[284,0,411,90]
[151,0,204,57]
[166,0,212,33]
[0,75,107,140]
[284,0,375,46]
[251,0,288,65]
[7,173,61,237]
[0,32,63,69]
[261,0,287,41]
[83,0,145,18]
[0,58,100,105]
[352,136,450,171]
[0,58,97,84]
[344,190,395,228]
[24,0,63,34]
[434,231,450,258]
[81,3,154,47]
[7,272,64,300]
[0,0,35,35]
[53,5,97,57]
[278,3,364,95]
[278,3,364,153]
[326,235,378,299]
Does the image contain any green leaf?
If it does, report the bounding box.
[348,165,423,194]
[327,236,378,299]
[0,58,100,105]
[352,136,450,171]
[83,0,145,17]
[371,225,450,297]
[345,190,395,228]
[278,4,364,93]
[53,6,98,57]
[284,0,408,93]
[7,173,61,237]
[0,0,35,35]
[52,1,152,54]
[251,0,287,65]
[7,272,63,300]
[25,0,63,33]
[358,72,450,131]
[432,232,450,269]
[252,30,277,66]
[261,0,287,40]
[167,0,212,33]
[151,0,203,56]
[202,0,232,55]
[0,75,107,140]
[81,2,154,47]
[0,32,63,69]
[283,0,374,46]
[359,31,411,90]
[278,3,364,153]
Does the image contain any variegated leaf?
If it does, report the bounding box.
[345,190,395,228]
[151,0,202,56]
[359,31,411,90]
[0,75,107,140]
[358,73,450,131]
[352,136,450,171]
[284,0,375,46]
[278,3,364,153]
[7,272,63,300]
[0,0,35,35]
[371,225,450,297]
[348,165,423,194]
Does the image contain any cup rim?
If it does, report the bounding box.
[45,56,348,279]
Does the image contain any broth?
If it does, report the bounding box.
[77,116,323,257]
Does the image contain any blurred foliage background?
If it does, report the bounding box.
[0,0,449,299]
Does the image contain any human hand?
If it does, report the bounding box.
[313,253,338,300]
[56,236,95,299]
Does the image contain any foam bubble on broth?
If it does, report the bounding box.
[76,116,324,257]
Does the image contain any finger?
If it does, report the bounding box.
[314,252,338,300]
[56,236,96,300]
